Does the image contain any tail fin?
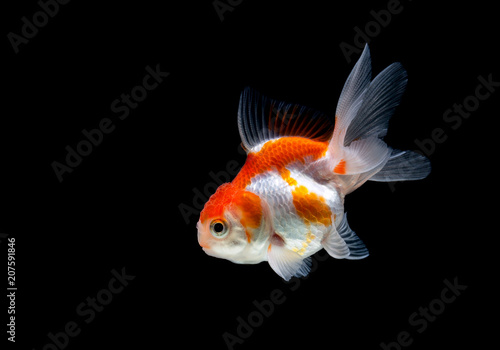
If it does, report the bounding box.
[328,45,430,192]
[370,149,431,182]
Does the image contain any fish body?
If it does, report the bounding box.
[197,45,431,280]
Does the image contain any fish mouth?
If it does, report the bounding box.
[199,240,211,249]
[202,247,219,258]
[197,232,209,248]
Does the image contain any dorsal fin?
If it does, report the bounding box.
[237,87,334,152]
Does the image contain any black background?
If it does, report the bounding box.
[1,1,497,349]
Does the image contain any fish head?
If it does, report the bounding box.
[197,183,270,263]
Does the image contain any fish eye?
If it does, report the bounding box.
[210,219,229,238]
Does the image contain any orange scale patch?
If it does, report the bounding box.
[291,185,332,226]
[199,183,239,224]
[234,191,263,242]
[200,183,263,243]
[280,168,298,186]
[232,137,328,189]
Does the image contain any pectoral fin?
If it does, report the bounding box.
[267,234,312,281]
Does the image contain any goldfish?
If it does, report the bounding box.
[197,45,431,280]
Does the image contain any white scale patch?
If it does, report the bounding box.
[246,166,344,259]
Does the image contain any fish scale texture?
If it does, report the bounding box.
[232,137,329,189]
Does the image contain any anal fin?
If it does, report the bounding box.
[338,213,369,260]
[322,214,369,260]
[321,227,350,258]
